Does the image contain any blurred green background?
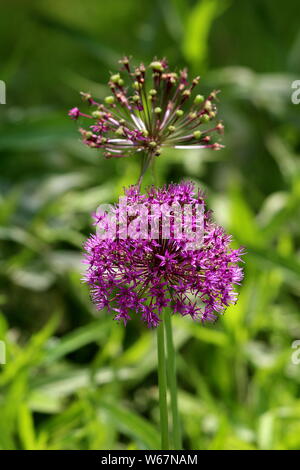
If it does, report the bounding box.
[1,0,300,450]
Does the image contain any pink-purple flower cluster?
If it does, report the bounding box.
[83,182,244,327]
[69,57,224,160]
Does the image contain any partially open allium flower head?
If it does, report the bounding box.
[83,182,244,327]
[69,57,224,161]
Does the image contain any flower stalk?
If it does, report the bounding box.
[157,313,169,450]
[165,308,182,450]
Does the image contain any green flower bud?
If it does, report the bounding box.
[168,125,176,133]
[182,89,191,97]
[176,109,184,117]
[204,101,212,112]
[193,130,202,139]
[200,114,210,123]
[92,110,102,119]
[194,94,204,104]
[149,141,157,147]
[80,92,92,101]
[154,107,162,114]
[192,76,200,86]
[104,96,115,105]
[149,89,157,96]
[116,127,124,136]
[150,61,164,72]
[110,73,121,83]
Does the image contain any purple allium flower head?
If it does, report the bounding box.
[83,181,244,327]
[69,57,224,160]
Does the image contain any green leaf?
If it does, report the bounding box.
[182,0,230,69]
[18,404,36,450]
[42,319,111,366]
[98,399,160,450]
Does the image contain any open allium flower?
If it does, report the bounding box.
[83,181,244,327]
[69,57,224,161]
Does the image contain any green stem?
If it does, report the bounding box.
[137,152,153,188]
[164,308,182,450]
[157,317,169,450]
[151,154,157,185]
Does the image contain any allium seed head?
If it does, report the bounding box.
[69,58,224,160]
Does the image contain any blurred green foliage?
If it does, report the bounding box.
[1,0,300,450]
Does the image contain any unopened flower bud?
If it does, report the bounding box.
[216,123,224,134]
[80,92,92,102]
[182,89,191,98]
[210,91,218,100]
[104,96,115,105]
[133,81,141,90]
[68,107,80,120]
[194,94,204,104]
[150,61,164,72]
[176,109,184,117]
[92,110,102,119]
[119,56,129,66]
[212,143,223,150]
[154,107,162,114]
[200,114,210,123]
[168,126,176,133]
[116,127,124,136]
[204,101,212,112]
[110,73,121,83]
[193,130,202,139]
